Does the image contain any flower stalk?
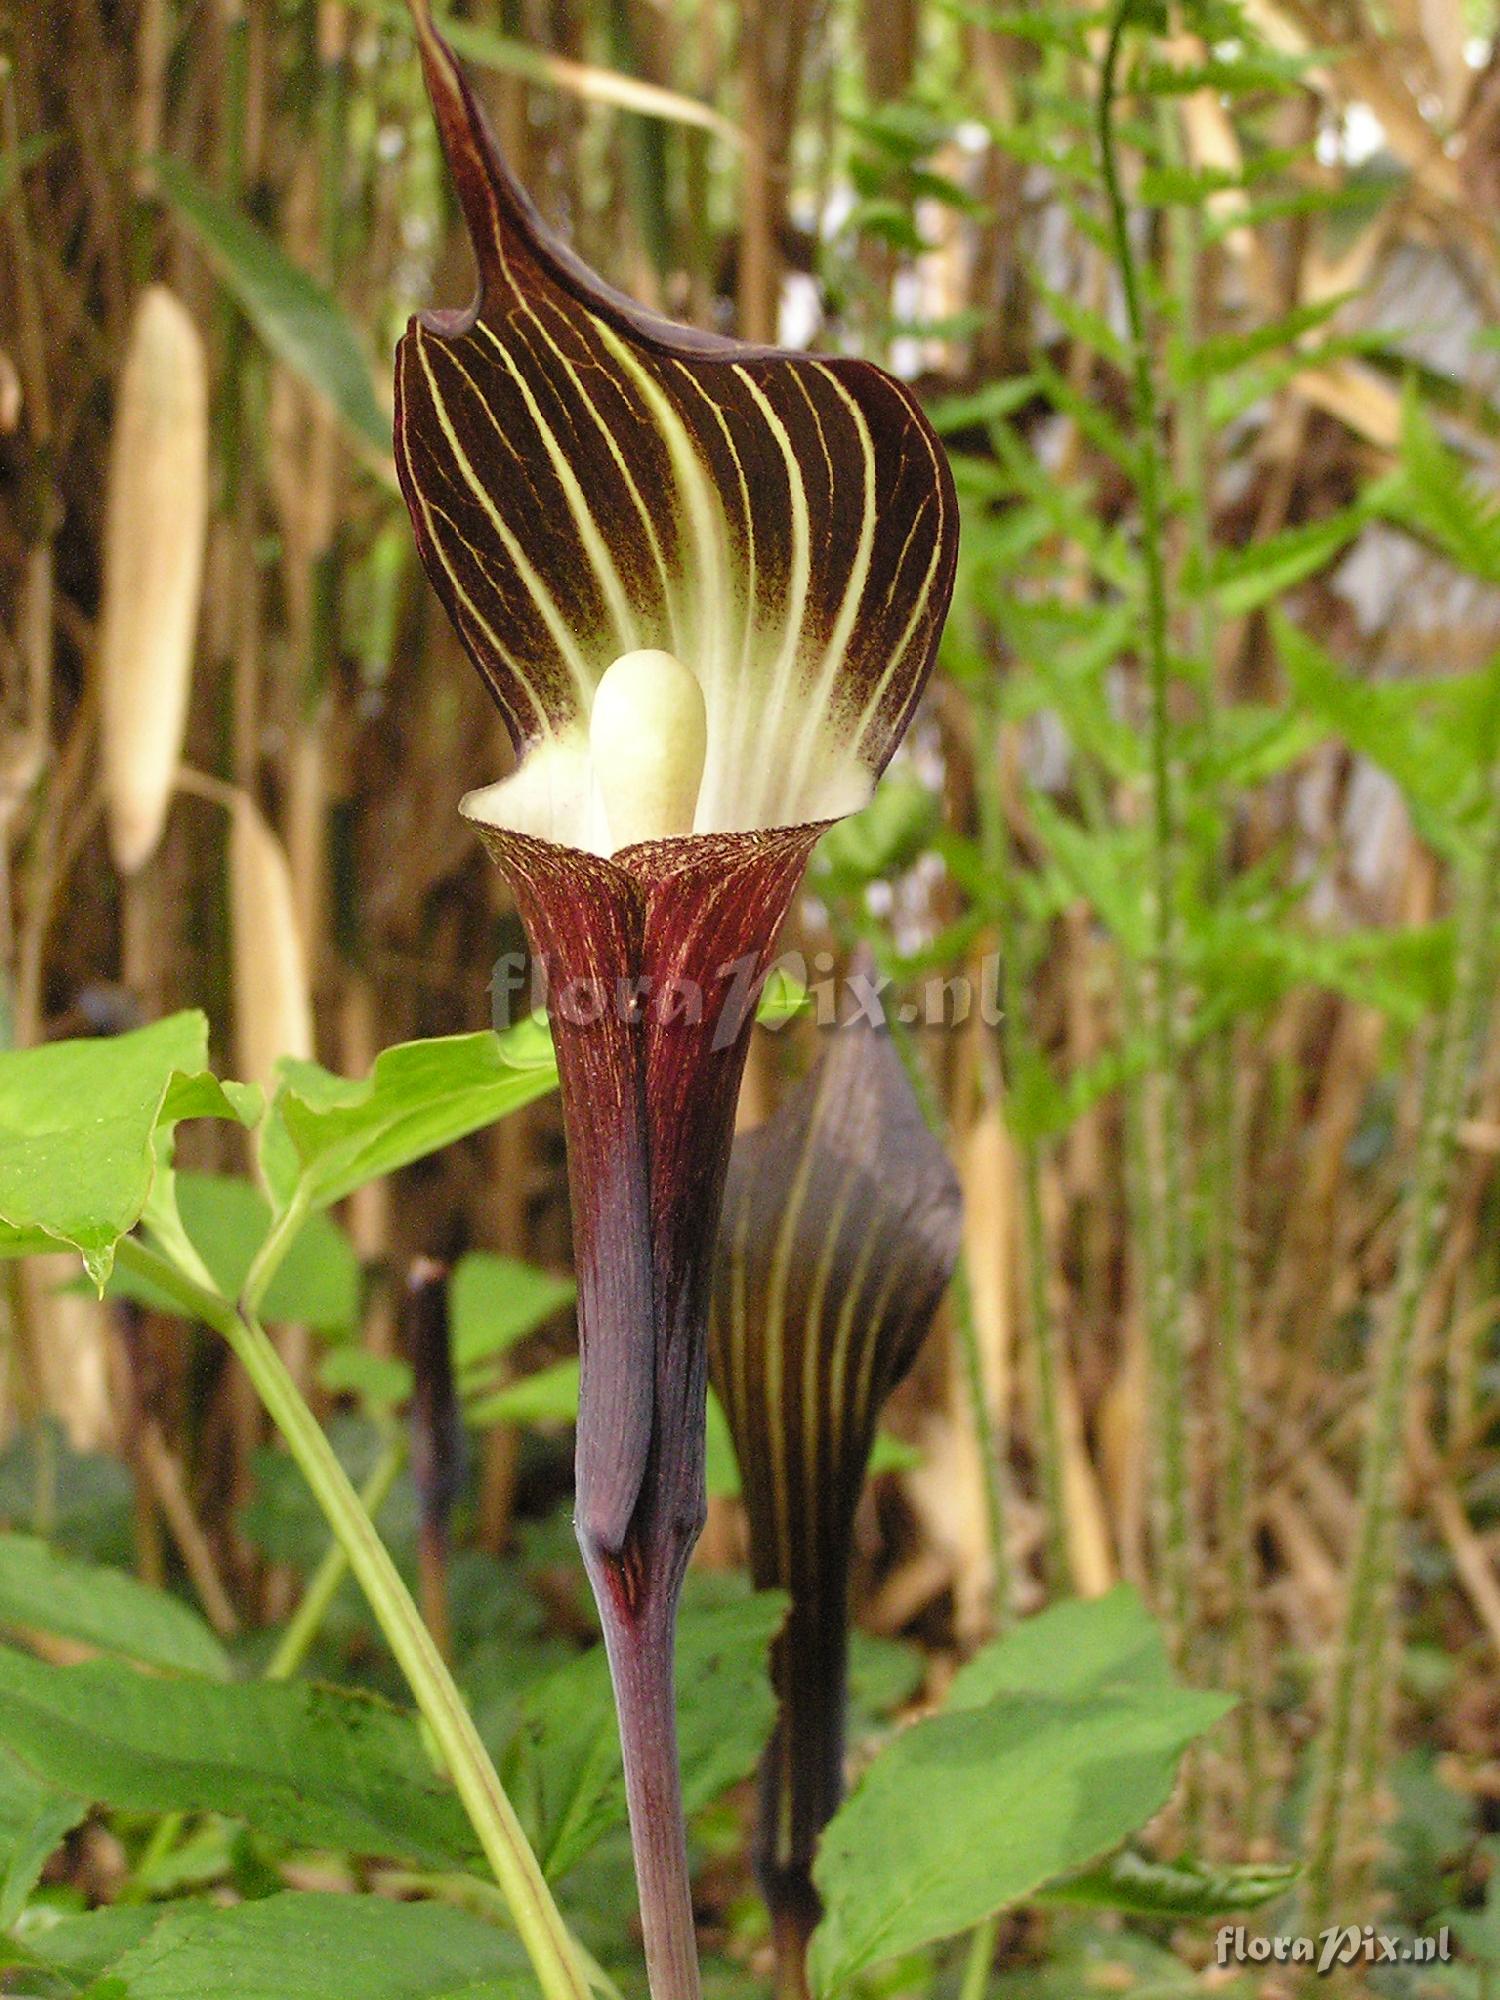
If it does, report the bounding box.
[392,2,958,1986]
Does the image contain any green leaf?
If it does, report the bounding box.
[507,1589,785,1880]
[109,1173,359,1335]
[927,376,1037,437]
[1387,393,1500,587]
[809,1591,1234,1989]
[318,1348,413,1413]
[1273,614,1482,854]
[451,1253,576,1370]
[37,1892,528,2000]
[269,1028,561,1213]
[1173,294,1351,384]
[0,1905,159,1985]
[812,777,939,889]
[1025,797,1152,957]
[1196,502,1369,617]
[0,1648,476,1869]
[0,1014,250,1286]
[1039,1849,1299,1916]
[946,1586,1174,1706]
[269,981,808,1218]
[465,1357,579,1429]
[0,1743,86,1928]
[0,1534,229,1678]
[151,156,390,463]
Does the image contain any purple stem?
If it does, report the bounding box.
[586,1566,700,2000]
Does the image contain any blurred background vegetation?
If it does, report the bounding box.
[5,0,1500,1989]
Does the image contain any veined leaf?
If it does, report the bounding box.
[263,978,807,1213]
[267,1030,562,1213]
[0,1013,252,1286]
[948,1586,1175,1705]
[809,1592,1235,1990]
[0,1647,477,1868]
[503,1588,785,1880]
[152,156,391,464]
[23,1892,530,2000]
[0,1535,229,1678]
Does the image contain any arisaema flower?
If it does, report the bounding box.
[393,7,957,1992]
[710,1018,962,1996]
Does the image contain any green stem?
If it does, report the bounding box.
[1097,1,1196,1673]
[1166,116,1259,1834]
[1209,1026,1259,1830]
[1301,756,1500,1930]
[112,1236,589,2000]
[958,1916,999,2000]
[266,1434,407,1680]
[242,1184,312,1321]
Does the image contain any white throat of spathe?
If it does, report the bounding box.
[460,644,875,858]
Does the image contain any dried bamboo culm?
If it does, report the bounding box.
[98,286,209,877]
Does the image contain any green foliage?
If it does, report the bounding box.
[502,1588,785,1880]
[262,981,805,1216]
[0,1534,229,1678]
[450,1254,577,1369]
[109,1173,360,1335]
[5,1892,530,1999]
[813,777,941,892]
[466,1357,580,1429]
[151,157,391,462]
[1039,1850,1298,1916]
[264,1027,561,1214]
[0,1746,87,1929]
[0,1645,479,1867]
[809,1591,1233,1989]
[0,1014,252,1285]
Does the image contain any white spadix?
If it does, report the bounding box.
[588,649,707,852]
